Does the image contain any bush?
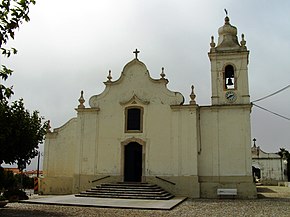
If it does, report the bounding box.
[0,194,7,201]
[0,167,34,191]
[0,168,17,190]
[3,189,28,202]
[15,174,34,189]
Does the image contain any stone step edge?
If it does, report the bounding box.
[98,185,160,189]
[86,189,168,194]
[80,191,172,197]
[75,194,174,200]
[91,187,163,191]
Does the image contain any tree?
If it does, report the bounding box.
[277,148,290,181]
[0,0,49,170]
[0,99,48,169]
[1,0,36,100]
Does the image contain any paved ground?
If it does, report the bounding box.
[20,195,187,210]
[1,186,290,217]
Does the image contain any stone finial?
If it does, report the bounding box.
[253,138,256,147]
[240,33,246,48]
[224,8,230,25]
[160,67,166,79]
[107,70,112,82]
[210,36,216,48]
[47,120,51,133]
[224,16,230,24]
[78,90,85,109]
[190,85,196,105]
[252,138,260,156]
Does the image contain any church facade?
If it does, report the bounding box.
[42,16,257,198]
[252,141,288,185]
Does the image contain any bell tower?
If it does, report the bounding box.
[208,16,250,105]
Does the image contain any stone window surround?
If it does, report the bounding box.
[124,106,144,133]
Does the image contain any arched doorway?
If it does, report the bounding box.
[124,142,142,182]
[252,166,261,182]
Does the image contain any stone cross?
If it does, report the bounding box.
[133,49,140,59]
[224,8,228,16]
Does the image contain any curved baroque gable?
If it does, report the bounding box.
[89,58,184,108]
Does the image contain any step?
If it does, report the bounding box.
[100,183,160,189]
[87,188,165,194]
[78,192,172,199]
[75,182,174,200]
[80,190,171,197]
[92,186,161,191]
[75,193,174,200]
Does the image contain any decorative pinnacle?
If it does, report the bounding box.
[210,36,216,48]
[253,138,256,147]
[190,85,196,105]
[47,120,51,133]
[225,16,230,24]
[78,90,85,109]
[240,33,246,47]
[133,49,140,59]
[160,67,166,79]
[224,9,230,24]
[107,70,112,82]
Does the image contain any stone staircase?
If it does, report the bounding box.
[75,182,174,200]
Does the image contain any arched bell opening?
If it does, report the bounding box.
[224,65,236,90]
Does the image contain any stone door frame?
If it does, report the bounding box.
[121,138,146,182]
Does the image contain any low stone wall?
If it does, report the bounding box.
[199,176,257,199]
[278,181,290,187]
[73,175,121,193]
[40,177,73,195]
[261,179,279,186]
[145,175,200,198]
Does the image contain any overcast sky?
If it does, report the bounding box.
[2,0,290,170]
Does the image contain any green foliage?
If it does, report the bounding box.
[0,0,36,46]
[0,167,16,190]
[3,188,28,201]
[0,194,7,201]
[0,0,36,101]
[0,65,14,100]
[278,148,290,159]
[0,167,34,193]
[0,98,48,168]
[15,173,33,189]
[0,0,47,172]
[278,148,290,181]
[0,0,45,172]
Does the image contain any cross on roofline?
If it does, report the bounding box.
[133,49,140,59]
[224,8,228,16]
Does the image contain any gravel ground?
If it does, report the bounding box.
[1,186,290,217]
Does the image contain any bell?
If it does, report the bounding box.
[226,78,233,85]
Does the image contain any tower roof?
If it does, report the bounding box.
[216,16,241,51]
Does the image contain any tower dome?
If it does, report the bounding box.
[216,16,240,50]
